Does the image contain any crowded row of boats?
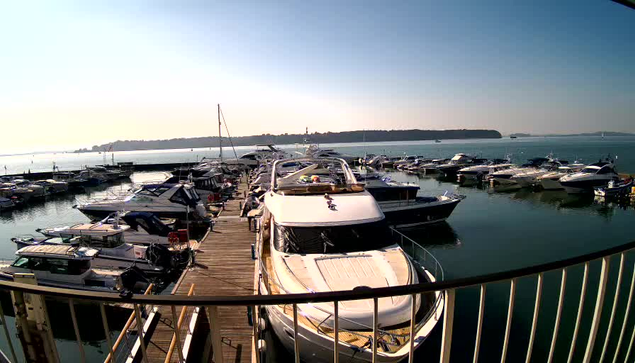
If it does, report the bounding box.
[0,164,134,211]
[0,161,247,294]
[372,153,631,196]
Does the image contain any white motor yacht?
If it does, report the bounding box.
[457,159,513,184]
[436,154,486,177]
[537,163,586,190]
[306,144,358,164]
[12,179,47,198]
[34,179,69,194]
[257,157,443,362]
[76,183,207,220]
[0,245,150,292]
[37,212,178,246]
[227,144,292,167]
[560,161,620,194]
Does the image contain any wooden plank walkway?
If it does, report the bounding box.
[145,181,256,363]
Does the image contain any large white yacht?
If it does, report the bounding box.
[560,161,620,194]
[537,162,586,190]
[220,144,292,168]
[305,144,358,164]
[257,158,443,362]
[76,183,207,220]
[457,159,513,184]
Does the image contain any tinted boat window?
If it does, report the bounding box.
[274,221,393,254]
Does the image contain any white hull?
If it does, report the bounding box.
[263,284,442,363]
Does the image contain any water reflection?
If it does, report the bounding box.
[398,222,461,248]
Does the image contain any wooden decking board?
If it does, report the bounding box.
[145,181,256,363]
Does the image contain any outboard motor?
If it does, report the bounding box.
[119,266,150,292]
[146,244,172,268]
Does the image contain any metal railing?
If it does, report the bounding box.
[0,240,635,362]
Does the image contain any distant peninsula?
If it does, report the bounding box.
[75,129,502,153]
[510,131,634,138]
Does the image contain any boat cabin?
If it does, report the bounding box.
[128,183,201,207]
[10,245,98,276]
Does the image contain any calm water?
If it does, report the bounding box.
[1,136,635,362]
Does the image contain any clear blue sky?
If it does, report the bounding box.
[0,0,633,152]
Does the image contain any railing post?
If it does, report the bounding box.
[373,297,378,363]
[169,305,185,363]
[133,303,149,363]
[501,278,517,363]
[0,297,18,363]
[207,306,225,363]
[440,289,455,363]
[409,293,417,363]
[526,273,544,363]
[612,260,635,363]
[600,253,625,363]
[568,262,589,363]
[292,304,300,363]
[334,301,339,363]
[583,256,610,363]
[548,269,567,363]
[473,285,486,363]
[68,298,87,363]
[99,302,116,362]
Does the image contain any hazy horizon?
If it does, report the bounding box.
[1,1,634,154]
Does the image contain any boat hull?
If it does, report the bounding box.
[561,179,617,194]
[366,186,419,202]
[78,207,193,221]
[379,197,461,228]
[539,178,564,190]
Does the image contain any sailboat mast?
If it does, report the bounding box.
[218,103,223,161]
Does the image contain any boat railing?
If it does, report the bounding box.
[257,247,411,345]
[2,238,635,362]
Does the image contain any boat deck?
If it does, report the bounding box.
[146,181,256,363]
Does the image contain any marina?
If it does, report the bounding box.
[2,0,635,361]
[0,137,634,362]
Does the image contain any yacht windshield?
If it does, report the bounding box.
[273,221,394,254]
[581,167,600,174]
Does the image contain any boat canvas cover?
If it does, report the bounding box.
[265,191,383,227]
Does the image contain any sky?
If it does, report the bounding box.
[0,0,634,153]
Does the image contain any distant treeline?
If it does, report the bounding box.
[76,129,502,152]
[510,131,634,138]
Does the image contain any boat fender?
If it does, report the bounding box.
[257,339,266,353]
[259,318,267,332]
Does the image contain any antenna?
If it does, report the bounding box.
[219,106,238,159]
[218,104,223,161]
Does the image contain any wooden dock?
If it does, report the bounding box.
[145,181,256,363]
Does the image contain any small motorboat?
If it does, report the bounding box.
[594,179,633,198]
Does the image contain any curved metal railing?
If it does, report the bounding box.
[1,238,635,363]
